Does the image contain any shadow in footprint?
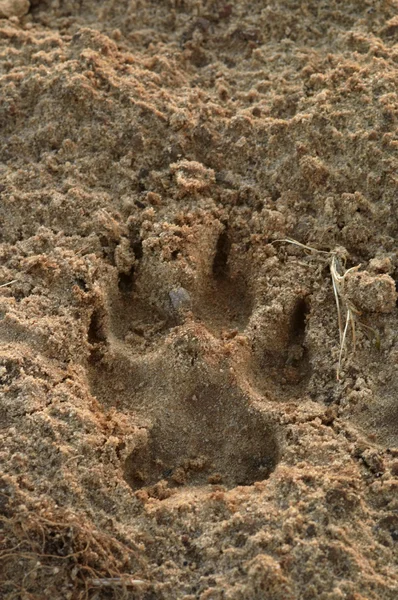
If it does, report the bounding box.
[87,307,108,363]
[286,297,310,369]
[212,229,231,279]
[123,383,281,491]
[249,294,311,396]
[195,228,253,333]
[118,266,136,295]
[117,237,143,294]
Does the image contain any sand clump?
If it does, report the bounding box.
[0,0,29,20]
[343,270,397,314]
[1,1,398,599]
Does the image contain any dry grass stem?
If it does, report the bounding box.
[273,239,370,380]
[273,238,331,254]
[90,577,146,588]
[0,279,17,288]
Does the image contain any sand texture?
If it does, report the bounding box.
[1,1,398,599]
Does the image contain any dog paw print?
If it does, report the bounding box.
[86,221,314,493]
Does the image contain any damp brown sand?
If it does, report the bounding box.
[1,1,398,598]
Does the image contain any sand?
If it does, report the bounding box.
[1,1,398,598]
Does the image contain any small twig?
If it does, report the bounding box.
[63,454,85,467]
[273,238,331,255]
[90,577,146,588]
[0,279,17,288]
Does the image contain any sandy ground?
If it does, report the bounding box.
[1,1,398,598]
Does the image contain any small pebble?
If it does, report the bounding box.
[169,287,191,312]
